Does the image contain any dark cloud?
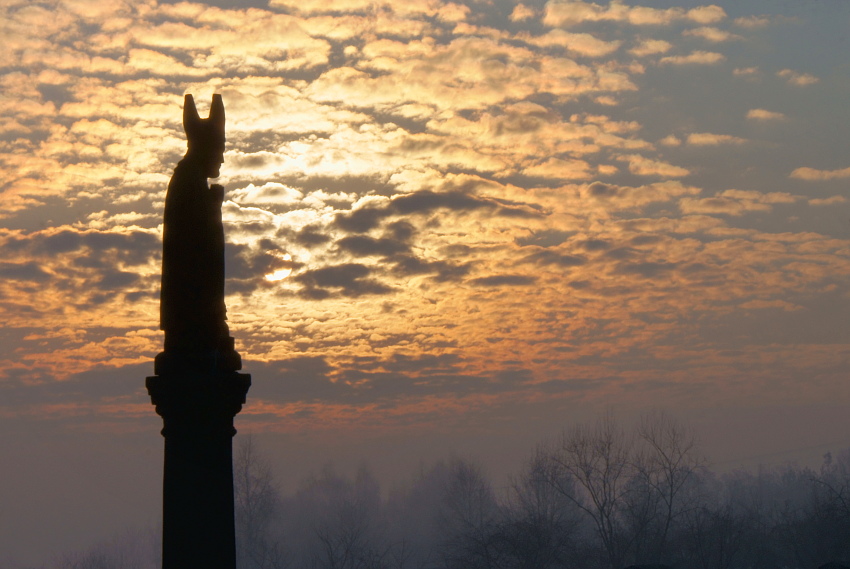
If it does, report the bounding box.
[493,368,535,384]
[334,207,390,233]
[514,229,572,248]
[388,254,436,276]
[392,190,489,215]
[469,274,537,287]
[333,189,541,234]
[38,230,82,253]
[0,362,150,408]
[336,235,410,257]
[294,263,393,298]
[587,181,619,198]
[226,240,300,294]
[0,261,51,282]
[440,243,472,257]
[384,220,415,242]
[431,262,473,282]
[615,261,678,279]
[630,234,664,246]
[292,224,332,247]
[522,249,586,267]
[681,262,710,274]
[96,270,140,291]
[495,204,543,218]
[244,352,521,405]
[4,229,159,267]
[604,247,636,260]
[580,238,611,251]
[227,220,275,235]
[248,356,337,401]
[382,352,463,373]
[389,254,471,282]
[73,253,106,269]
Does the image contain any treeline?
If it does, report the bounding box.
[50,413,850,569]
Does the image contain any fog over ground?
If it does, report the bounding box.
[1,0,850,565]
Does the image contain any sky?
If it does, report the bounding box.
[2,0,850,564]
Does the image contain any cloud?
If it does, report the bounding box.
[522,250,587,267]
[126,48,212,77]
[686,6,726,24]
[510,4,536,22]
[582,180,700,210]
[734,15,772,29]
[336,235,410,257]
[790,166,850,181]
[682,26,740,43]
[543,1,725,27]
[777,69,819,86]
[619,155,690,178]
[679,189,799,216]
[229,183,303,206]
[629,38,673,56]
[521,30,622,57]
[614,260,677,279]
[746,109,786,121]
[2,0,849,479]
[469,275,538,287]
[0,262,52,282]
[809,196,846,206]
[686,132,747,146]
[1,227,159,266]
[294,263,394,299]
[659,51,725,65]
[733,66,759,77]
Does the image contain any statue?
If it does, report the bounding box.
[157,94,239,372]
[147,93,250,569]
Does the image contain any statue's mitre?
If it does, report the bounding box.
[183,93,225,150]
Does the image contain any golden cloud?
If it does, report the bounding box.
[790,166,850,181]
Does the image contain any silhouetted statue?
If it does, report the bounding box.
[148,94,250,569]
[158,94,239,372]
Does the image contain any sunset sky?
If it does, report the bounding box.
[2,0,850,564]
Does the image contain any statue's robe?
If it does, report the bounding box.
[160,156,227,350]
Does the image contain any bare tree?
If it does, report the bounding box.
[680,503,748,569]
[437,457,501,569]
[496,448,582,568]
[286,464,406,569]
[546,413,633,569]
[629,411,704,560]
[234,436,287,569]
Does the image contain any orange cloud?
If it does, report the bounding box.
[746,108,786,121]
[791,166,850,181]
[777,69,819,86]
[659,50,725,65]
[686,132,747,145]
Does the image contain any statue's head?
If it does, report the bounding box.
[183,93,225,178]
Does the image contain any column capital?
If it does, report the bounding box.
[146,370,251,437]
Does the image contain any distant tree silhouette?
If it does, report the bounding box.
[55,414,850,569]
[234,437,287,569]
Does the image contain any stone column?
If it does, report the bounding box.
[147,339,250,569]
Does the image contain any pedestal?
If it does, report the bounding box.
[146,341,250,569]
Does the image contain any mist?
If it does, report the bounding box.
[30,412,850,569]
